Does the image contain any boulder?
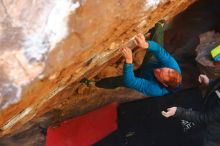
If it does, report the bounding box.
[0,0,196,136]
[195,31,220,79]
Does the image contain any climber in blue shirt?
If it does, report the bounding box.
[120,33,182,97]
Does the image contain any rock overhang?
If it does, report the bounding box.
[0,0,197,136]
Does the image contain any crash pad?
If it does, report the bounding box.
[46,102,118,146]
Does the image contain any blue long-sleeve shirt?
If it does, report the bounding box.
[123,41,181,97]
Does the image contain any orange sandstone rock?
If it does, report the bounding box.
[0,0,196,136]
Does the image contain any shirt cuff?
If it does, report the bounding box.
[174,107,184,117]
[124,63,133,67]
[124,63,133,70]
[147,41,156,52]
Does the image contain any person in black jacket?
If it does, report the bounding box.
[162,74,220,146]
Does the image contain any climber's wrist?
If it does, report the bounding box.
[125,58,133,64]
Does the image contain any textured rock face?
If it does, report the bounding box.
[0,0,196,136]
[196,31,220,79]
[0,0,80,109]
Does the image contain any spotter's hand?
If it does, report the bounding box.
[198,74,209,86]
[161,107,177,118]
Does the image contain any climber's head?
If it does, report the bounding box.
[154,68,182,88]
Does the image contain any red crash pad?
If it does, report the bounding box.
[46,102,118,146]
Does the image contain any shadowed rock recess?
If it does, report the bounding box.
[0,0,196,136]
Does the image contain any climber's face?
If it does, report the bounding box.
[154,68,176,87]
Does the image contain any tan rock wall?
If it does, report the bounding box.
[0,0,196,136]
